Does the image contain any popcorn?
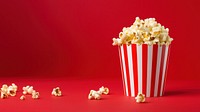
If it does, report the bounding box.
[22,86,29,94]
[27,86,34,94]
[22,85,39,99]
[0,83,18,98]
[52,87,62,97]
[112,17,173,46]
[1,84,8,93]
[88,86,110,100]
[32,91,39,99]
[135,93,145,103]
[22,85,40,99]
[112,38,122,46]
[98,86,109,95]
[20,95,26,100]
[88,90,95,100]
[23,86,34,94]
[1,91,8,99]
[88,90,101,100]
[7,86,16,96]
[11,83,18,92]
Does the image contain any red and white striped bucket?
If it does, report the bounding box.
[118,44,170,97]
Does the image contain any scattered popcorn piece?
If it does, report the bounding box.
[11,83,18,92]
[0,83,18,98]
[20,95,26,100]
[98,86,109,95]
[88,90,101,100]
[88,92,93,100]
[22,91,27,95]
[52,87,62,97]
[88,90,94,100]
[27,86,34,94]
[1,84,8,93]
[112,17,173,46]
[1,91,8,99]
[32,91,39,99]
[22,86,29,94]
[135,93,145,103]
[7,86,16,96]
[1,84,9,99]
[23,86,34,94]
[93,93,101,100]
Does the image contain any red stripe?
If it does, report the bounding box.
[150,45,158,97]
[123,44,131,96]
[162,45,171,96]
[132,44,138,96]
[157,45,166,96]
[118,46,126,95]
[142,44,147,96]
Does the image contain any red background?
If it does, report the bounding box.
[0,0,200,111]
[0,0,200,80]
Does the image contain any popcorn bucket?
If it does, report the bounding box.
[118,44,170,97]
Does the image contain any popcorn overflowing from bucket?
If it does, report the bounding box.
[112,17,173,46]
[113,17,173,97]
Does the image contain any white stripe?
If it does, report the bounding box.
[127,45,135,97]
[118,46,126,95]
[154,45,162,97]
[121,46,129,96]
[137,45,142,93]
[160,46,169,96]
[146,45,153,97]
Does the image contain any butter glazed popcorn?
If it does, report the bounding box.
[32,91,39,99]
[23,86,34,95]
[20,95,26,100]
[98,86,109,95]
[88,90,102,100]
[112,17,173,46]
[52,87,62,97]
[88,86,110,100]
[0,83,18,99]
[22,85,40,99]
[135,93,145,103]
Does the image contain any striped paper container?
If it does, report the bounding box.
[118,44,171,97]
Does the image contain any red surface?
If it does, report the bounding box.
[0,77,200,112]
